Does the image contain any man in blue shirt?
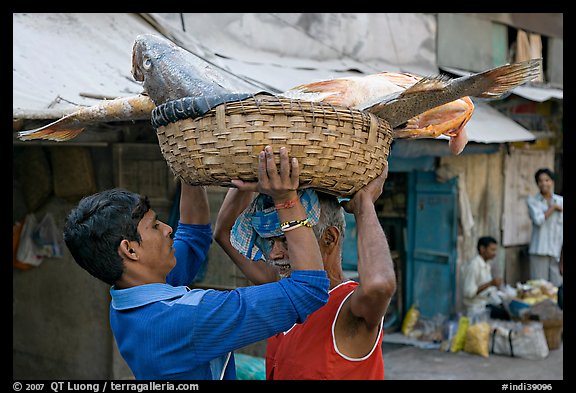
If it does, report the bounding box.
[526,168,563,287]
[63,146,329,380]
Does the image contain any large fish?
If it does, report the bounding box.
[281,71,474,155]
[281,60,541,155]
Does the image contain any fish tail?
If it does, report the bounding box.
[474,58,542,99]
[17,116,85,142]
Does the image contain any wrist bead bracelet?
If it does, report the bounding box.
[281,218,312,232]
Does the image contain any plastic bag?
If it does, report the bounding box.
[489,320,549,360]
[32,212,64,258]
[16,214,44,267]
[401,304,420,336]
[13,221,34,270]
[463,321,491,358]
[450,315,469,353]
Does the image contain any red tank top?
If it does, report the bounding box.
[266,280,384,380]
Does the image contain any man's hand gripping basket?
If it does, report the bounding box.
[152,94,393,198]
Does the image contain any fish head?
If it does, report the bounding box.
[131,34,173,83]
[131,34,230,105]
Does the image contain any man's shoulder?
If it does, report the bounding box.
[464,255,483,269]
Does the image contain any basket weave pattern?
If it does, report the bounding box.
[155,95,393,197]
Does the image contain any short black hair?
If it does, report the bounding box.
[477,236,497,253]
[63,188,150,285]
[534,168,555,184]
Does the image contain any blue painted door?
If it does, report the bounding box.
[406,171,458,319]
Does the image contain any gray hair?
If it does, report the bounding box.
[313,192,346,243]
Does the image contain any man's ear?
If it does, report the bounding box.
[119,239,138,260]
[321,227,340,250]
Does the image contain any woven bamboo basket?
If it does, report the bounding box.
[153,94,393,197]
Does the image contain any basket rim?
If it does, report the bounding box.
[151,93,392,131]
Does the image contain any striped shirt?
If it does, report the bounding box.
[110,222,329,380]
[526,192,563,259]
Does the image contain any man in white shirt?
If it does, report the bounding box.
[461,236,509,319]
[526,168,563,287]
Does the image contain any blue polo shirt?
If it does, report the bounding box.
[110,222,329,380]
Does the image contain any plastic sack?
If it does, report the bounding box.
[489,320,549,360]
[401,304,420,336]
[13,221,34,270]
[450,315,469,353]
[32,212,65,258]
[464,322,491,358]
[16,214,44,267]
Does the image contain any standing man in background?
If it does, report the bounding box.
[526,168,563,287]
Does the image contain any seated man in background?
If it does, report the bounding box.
[461,236,510,320]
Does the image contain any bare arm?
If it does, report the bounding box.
[342,164,397,329]
[179,180,210,225]
[476,277,502,295]
[214,188,279,284]
[232,146,324,273]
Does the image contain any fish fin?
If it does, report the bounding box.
[283,79,349,105]
[17,119,85,142]
[474,58,542,99]
[377,72,421,88]
[448,127,469,155]
[398,74,452,95]
[289,79,351,94]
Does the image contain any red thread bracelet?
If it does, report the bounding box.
[275,197,298,209]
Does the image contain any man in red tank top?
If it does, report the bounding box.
[215,163,396,380]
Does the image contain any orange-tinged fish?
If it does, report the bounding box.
[281,60,541,155]
[282,72,473,154]
[282,72,473,153]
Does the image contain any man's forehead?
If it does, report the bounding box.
[139,210,157,226]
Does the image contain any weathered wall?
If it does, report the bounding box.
[13,146,115,379]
